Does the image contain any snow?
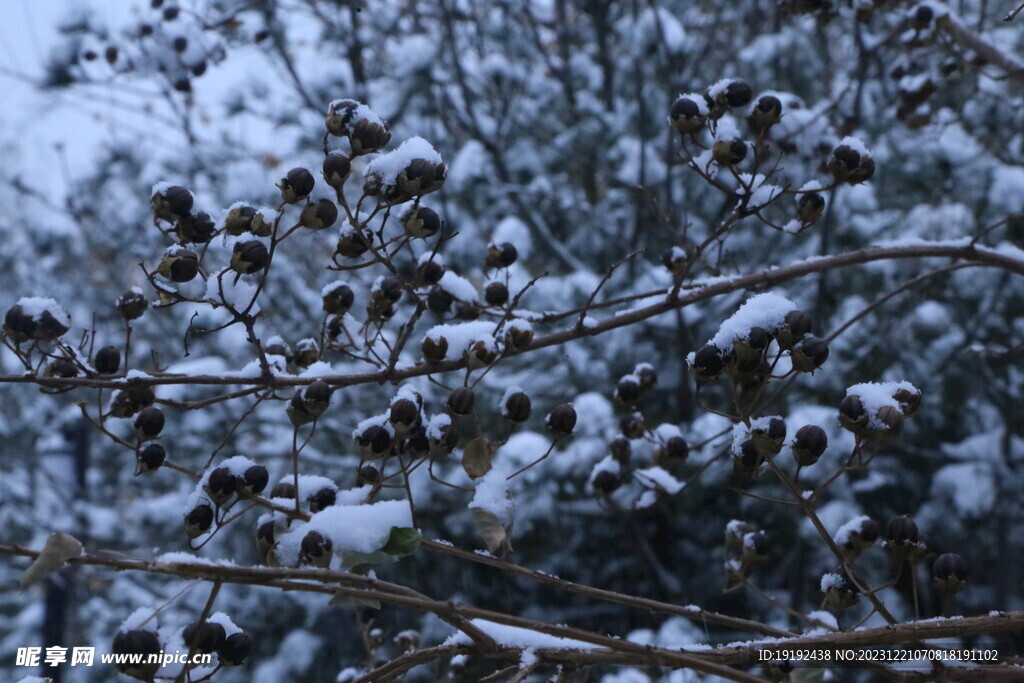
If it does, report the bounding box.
[806,610,838,630]
[279,474,338,499]
[443,619,601,651]
[120,606,158,633]
[836,135,870,157]
[737,173,782,208]
[820,572,845,592]
[492,217,532,259]
[675,92,709,116]
[207,612,243,637]
[321,280,349,297]
[712,115,742,141]
[422,321,498,361]
[470,468,514,526]
[327,100,384,126]
[932,462,994,517]
[353,414,394,439]
[705,292,797,352]
[275,499,413,564]
[707,79,734,100]
[835,515,872,545]
[426,413,452,440]
[438,271,480,302]
[365,136,442,185]
[845,381,919,429]
[155,552,235,567]
[499,386,526,417]
[634,466,684,494]
[15,296,71,327]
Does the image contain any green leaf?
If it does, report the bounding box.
[381,526,422,557]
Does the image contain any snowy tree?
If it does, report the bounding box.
[1,0,1024,681]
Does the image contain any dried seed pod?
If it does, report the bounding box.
[293,338,320,368]
[485,282,509,306]
[547,404,577,436]
[747,94,782,132]
[635,364,657,390]
[418,259,445,285]
[357,425,392,458]
[176,211,215,244]
[308,487,337,513]
[485,242,518,269]
[134,406,165,440]
[751,417,786,456]
[421,335,449,363]
[390,398,421,428]
[610,436,631,465]
[336,228,372,259]
[893,386,921,416]
[151,184,193,222]
[270,481,297,500]
[112,629,162,681]
[237,465,269,497]
[357,464,381,485]
[206,467,237,506]
[94,346,122,375]
[777,310,813,351]
[933,553,967,594]
[712,139,748,166]
[299,198,338,230]
[4,300,71,342]
[256,520,275,559]
[838,517,879,559]
[401,206,441,239]
[821,570,859,609]
[447,387,476,415]
[829,140,875,184]
[138,443,166,473]
[691,345,724,380]
[219,633,252,666]
[323,152,352,189]
[620,412,646,439]
[300,530,333,567]
[873,405,904,437]
[117,288,149,321]
[669,95,707,134]
[838,394,867,433]
[663,436,689,461]
[230,240,270,274]
[791,424,827,466]
[616,376,641,404]
[184,503,214,539]
[322,282,354,316]
[279,167,315,203]
[741,530,769,569]
[157,248,200,283]
[592,470,621,495]
[886,515,920,546]
[183,621,226,655]
[710,79,753,109]
[46,358,79,378]
[501,390,531,423]
[796,192,825,225]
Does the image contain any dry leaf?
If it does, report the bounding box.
[21,533,83,588]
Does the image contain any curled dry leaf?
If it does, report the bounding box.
[21,532,83,588]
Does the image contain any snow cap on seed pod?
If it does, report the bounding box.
[117,288,148,321]
[829,137,875,185]
[821,569,859,609]
[836,515,879,560]
[668,93,708,135]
